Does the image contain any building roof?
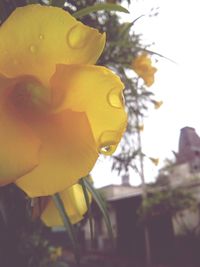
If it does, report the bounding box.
[99,184,142,201]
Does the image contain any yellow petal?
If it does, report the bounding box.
[132,52,151,68]
[154,100,163,109]
[0,5,105,86]
[51,64,127,155]
[137,124,144,132]
[144,74,155,87]
[16,110,98,197]
[149,157,159,166]
[41,184,90,226]
[131,53,157,87]
[0,75,40,185]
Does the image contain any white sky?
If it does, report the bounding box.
[93,0,200,187]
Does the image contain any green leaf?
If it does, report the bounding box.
[119,16,144,38]
[73,3,129,19]
[52,193,80,265]
[79,178,94,242]
[82,177,114,247]
[138,47,177,64]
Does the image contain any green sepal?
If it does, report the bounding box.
[82,177,114,248]
[52,193,80,265]
[73,3,129,19]
[79,178,94,242]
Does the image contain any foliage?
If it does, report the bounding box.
[0,184,65,266]
[138,188,197,221]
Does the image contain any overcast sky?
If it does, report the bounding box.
[93,0,200,187]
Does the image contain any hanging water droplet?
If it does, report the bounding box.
[107,88,124,109]
[98,131,119,155]
[67,24,88,49]
[30,45,37,53]
[99,145,113,155]
[39,34,44,40]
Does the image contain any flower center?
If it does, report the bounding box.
[11,81,50,113]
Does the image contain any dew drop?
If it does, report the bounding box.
[107,88,124,109]
[98,131,119,155]
[30,45,37,53]
[39,34,44,40]
[99,145,113,155]
[67,24,88,49]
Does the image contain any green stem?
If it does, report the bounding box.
[52,193,80,265]
[80,178,94,242]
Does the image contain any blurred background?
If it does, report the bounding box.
[1,0,200,267]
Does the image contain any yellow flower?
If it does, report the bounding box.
[153,100,163,109]
[41,183,91,226]
[137,124,144,132]
[49,246,62,262]
[131,53,157,87]
[149,157,159,166]
[0,5,127,197]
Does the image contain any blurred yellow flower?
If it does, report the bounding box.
[137,124,144,132]
[131,53,157,87]
[149,157,159,166]
[154,100,163,109]
[49,246,62,262]
[0,5,127,197]
[41,183,91,226]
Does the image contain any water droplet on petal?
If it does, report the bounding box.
[98,131,119,155]
[30,45,37,53]
[99,145,114,155]
[67,24,88,49]
[107,88,124,109]
[39,34,44,40]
